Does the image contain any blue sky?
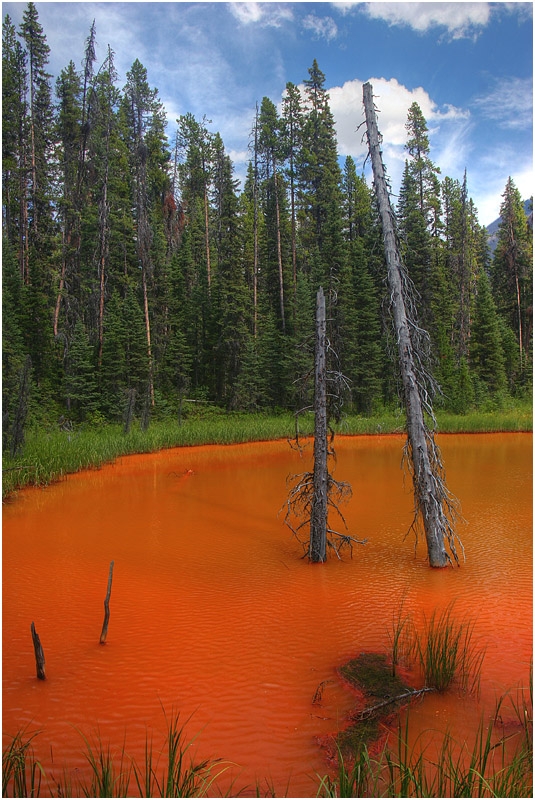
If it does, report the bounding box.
[3,1,533,225]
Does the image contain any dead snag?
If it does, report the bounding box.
[100,561,114,644]
[310,286,328,562]
[31,622,46,680]
[283,287,366,562]
[362,82,462,568]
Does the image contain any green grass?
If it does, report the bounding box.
[2,713,231,798]
[414,603,486,694]
[3,402,531,500]
[5,700,530,797]
[317,690,533,798]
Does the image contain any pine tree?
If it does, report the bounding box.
[2,16,28,259]
[298,59,345,293]
[122,59,167,405]
[19,2,53,245]
[259,96,287,332]
[65,319,98,420]
[2,238,26,443]
[492,178,532,370]
[471,271,507,396]
[54,60,82,336]
[281,82,303,303]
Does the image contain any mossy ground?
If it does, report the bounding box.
[337,652,412,754]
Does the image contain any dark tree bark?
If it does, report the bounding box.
[284,287,364,562]
[309,286,328,561]
[363,82,461,569]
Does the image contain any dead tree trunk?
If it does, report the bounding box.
[31,622,46,680]
[309,287,328,562]
[363,82,461,568]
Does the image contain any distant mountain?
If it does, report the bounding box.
[486,199,533,254]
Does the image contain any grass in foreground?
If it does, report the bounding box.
[3,692,532,798]
[2,401,532,499]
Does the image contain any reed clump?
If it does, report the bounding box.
[388,600,486,694]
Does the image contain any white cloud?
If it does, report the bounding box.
[360,2,492,39]
[229,2,264,25]
[472,77,533,130]
[320,77,470,202]
[302,14,339,41]
[330,2,360,14]
[228,2,294,28]
[327,76,469,155]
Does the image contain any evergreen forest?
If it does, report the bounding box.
[3,4,533,440]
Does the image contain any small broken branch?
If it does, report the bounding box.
[313,679,334,705]
[99,560,114,644]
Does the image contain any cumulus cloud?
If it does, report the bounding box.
[472,76,533,130]
[326,77,469,158]
[360,2,492,39]
[302,14,339,41]
[283,76,471,203]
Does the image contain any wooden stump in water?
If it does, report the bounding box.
[100,561,114,644]
[31,622,46,680]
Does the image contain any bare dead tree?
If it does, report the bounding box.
[284,287,366,562]
[363,82,462,568]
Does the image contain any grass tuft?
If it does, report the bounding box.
[415,603,485,693]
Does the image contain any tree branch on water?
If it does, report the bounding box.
[350,686,435,722]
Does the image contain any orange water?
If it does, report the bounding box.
[2,434,532,796]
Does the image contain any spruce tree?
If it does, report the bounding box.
[492,178,532,370]
[471,271,507,397]
[65,319,98,420]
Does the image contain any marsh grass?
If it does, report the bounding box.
[318,695,533,798]
[387,594,413,677]
[3,690,532,798]
[3,403,531,499]
[2,714,230,798]
[2,729,44,798]
[415,603,486,694]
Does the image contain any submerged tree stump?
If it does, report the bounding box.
[31,622,46,680]
[100,561,114,644]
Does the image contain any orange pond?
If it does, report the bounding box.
[2,433,532,796]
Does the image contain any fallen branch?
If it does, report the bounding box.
[352,686,435,722]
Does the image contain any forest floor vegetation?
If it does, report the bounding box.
[2,400,532,500]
